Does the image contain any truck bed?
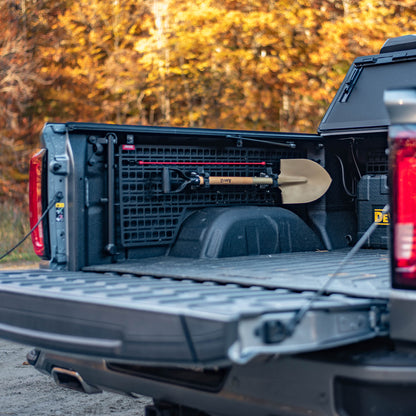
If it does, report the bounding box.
[0,249,389,367]
[86,248,390,298]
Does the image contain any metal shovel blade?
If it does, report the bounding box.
[279,159,332,204]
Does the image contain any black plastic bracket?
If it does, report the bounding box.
[105,133,117,258]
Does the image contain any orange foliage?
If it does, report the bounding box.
[1,0,416,203]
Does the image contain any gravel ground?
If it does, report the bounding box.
[0,264,153,415]
[0,339,151,415]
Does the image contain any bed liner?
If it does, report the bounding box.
[86,248,390,299]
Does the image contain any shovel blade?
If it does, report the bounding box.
[280,159,332,204]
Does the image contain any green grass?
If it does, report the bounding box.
[0,202,39,264]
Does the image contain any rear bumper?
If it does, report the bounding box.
[31,340,416,416]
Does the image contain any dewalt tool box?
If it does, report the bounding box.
[357,174,389,248]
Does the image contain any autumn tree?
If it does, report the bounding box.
[2,0,416,206]
[0,0,39,201]
[26,0,416,134]
[33,0,154,124]
[132,0,416,131]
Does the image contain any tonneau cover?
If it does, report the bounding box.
[319,47,416,135]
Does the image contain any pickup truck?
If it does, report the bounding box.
[1,34,416,416]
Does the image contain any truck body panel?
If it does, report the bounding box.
[29,340,416,416]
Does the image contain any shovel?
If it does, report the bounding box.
[160,159,332,204]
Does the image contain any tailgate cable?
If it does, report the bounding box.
[283,203,390,339]
[0,193,61,262]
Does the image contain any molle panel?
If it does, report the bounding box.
[118,144,303,248]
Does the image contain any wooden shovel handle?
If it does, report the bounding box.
[198,175,307,186]
[199,176,274,186]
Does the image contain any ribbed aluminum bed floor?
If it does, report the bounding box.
[86,248,390,299]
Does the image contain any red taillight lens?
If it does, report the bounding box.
[392,132,416,288]
[29,149,46,257]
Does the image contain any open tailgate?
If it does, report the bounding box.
[0,262,388,367]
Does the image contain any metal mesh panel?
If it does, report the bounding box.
[118,144,302,247]
[366,150,388,174]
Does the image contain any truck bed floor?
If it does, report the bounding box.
[86,248,390,299]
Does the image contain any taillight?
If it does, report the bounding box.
[29,149,47,258]
[391,130,416,288]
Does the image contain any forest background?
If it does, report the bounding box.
[1,0,416,261]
